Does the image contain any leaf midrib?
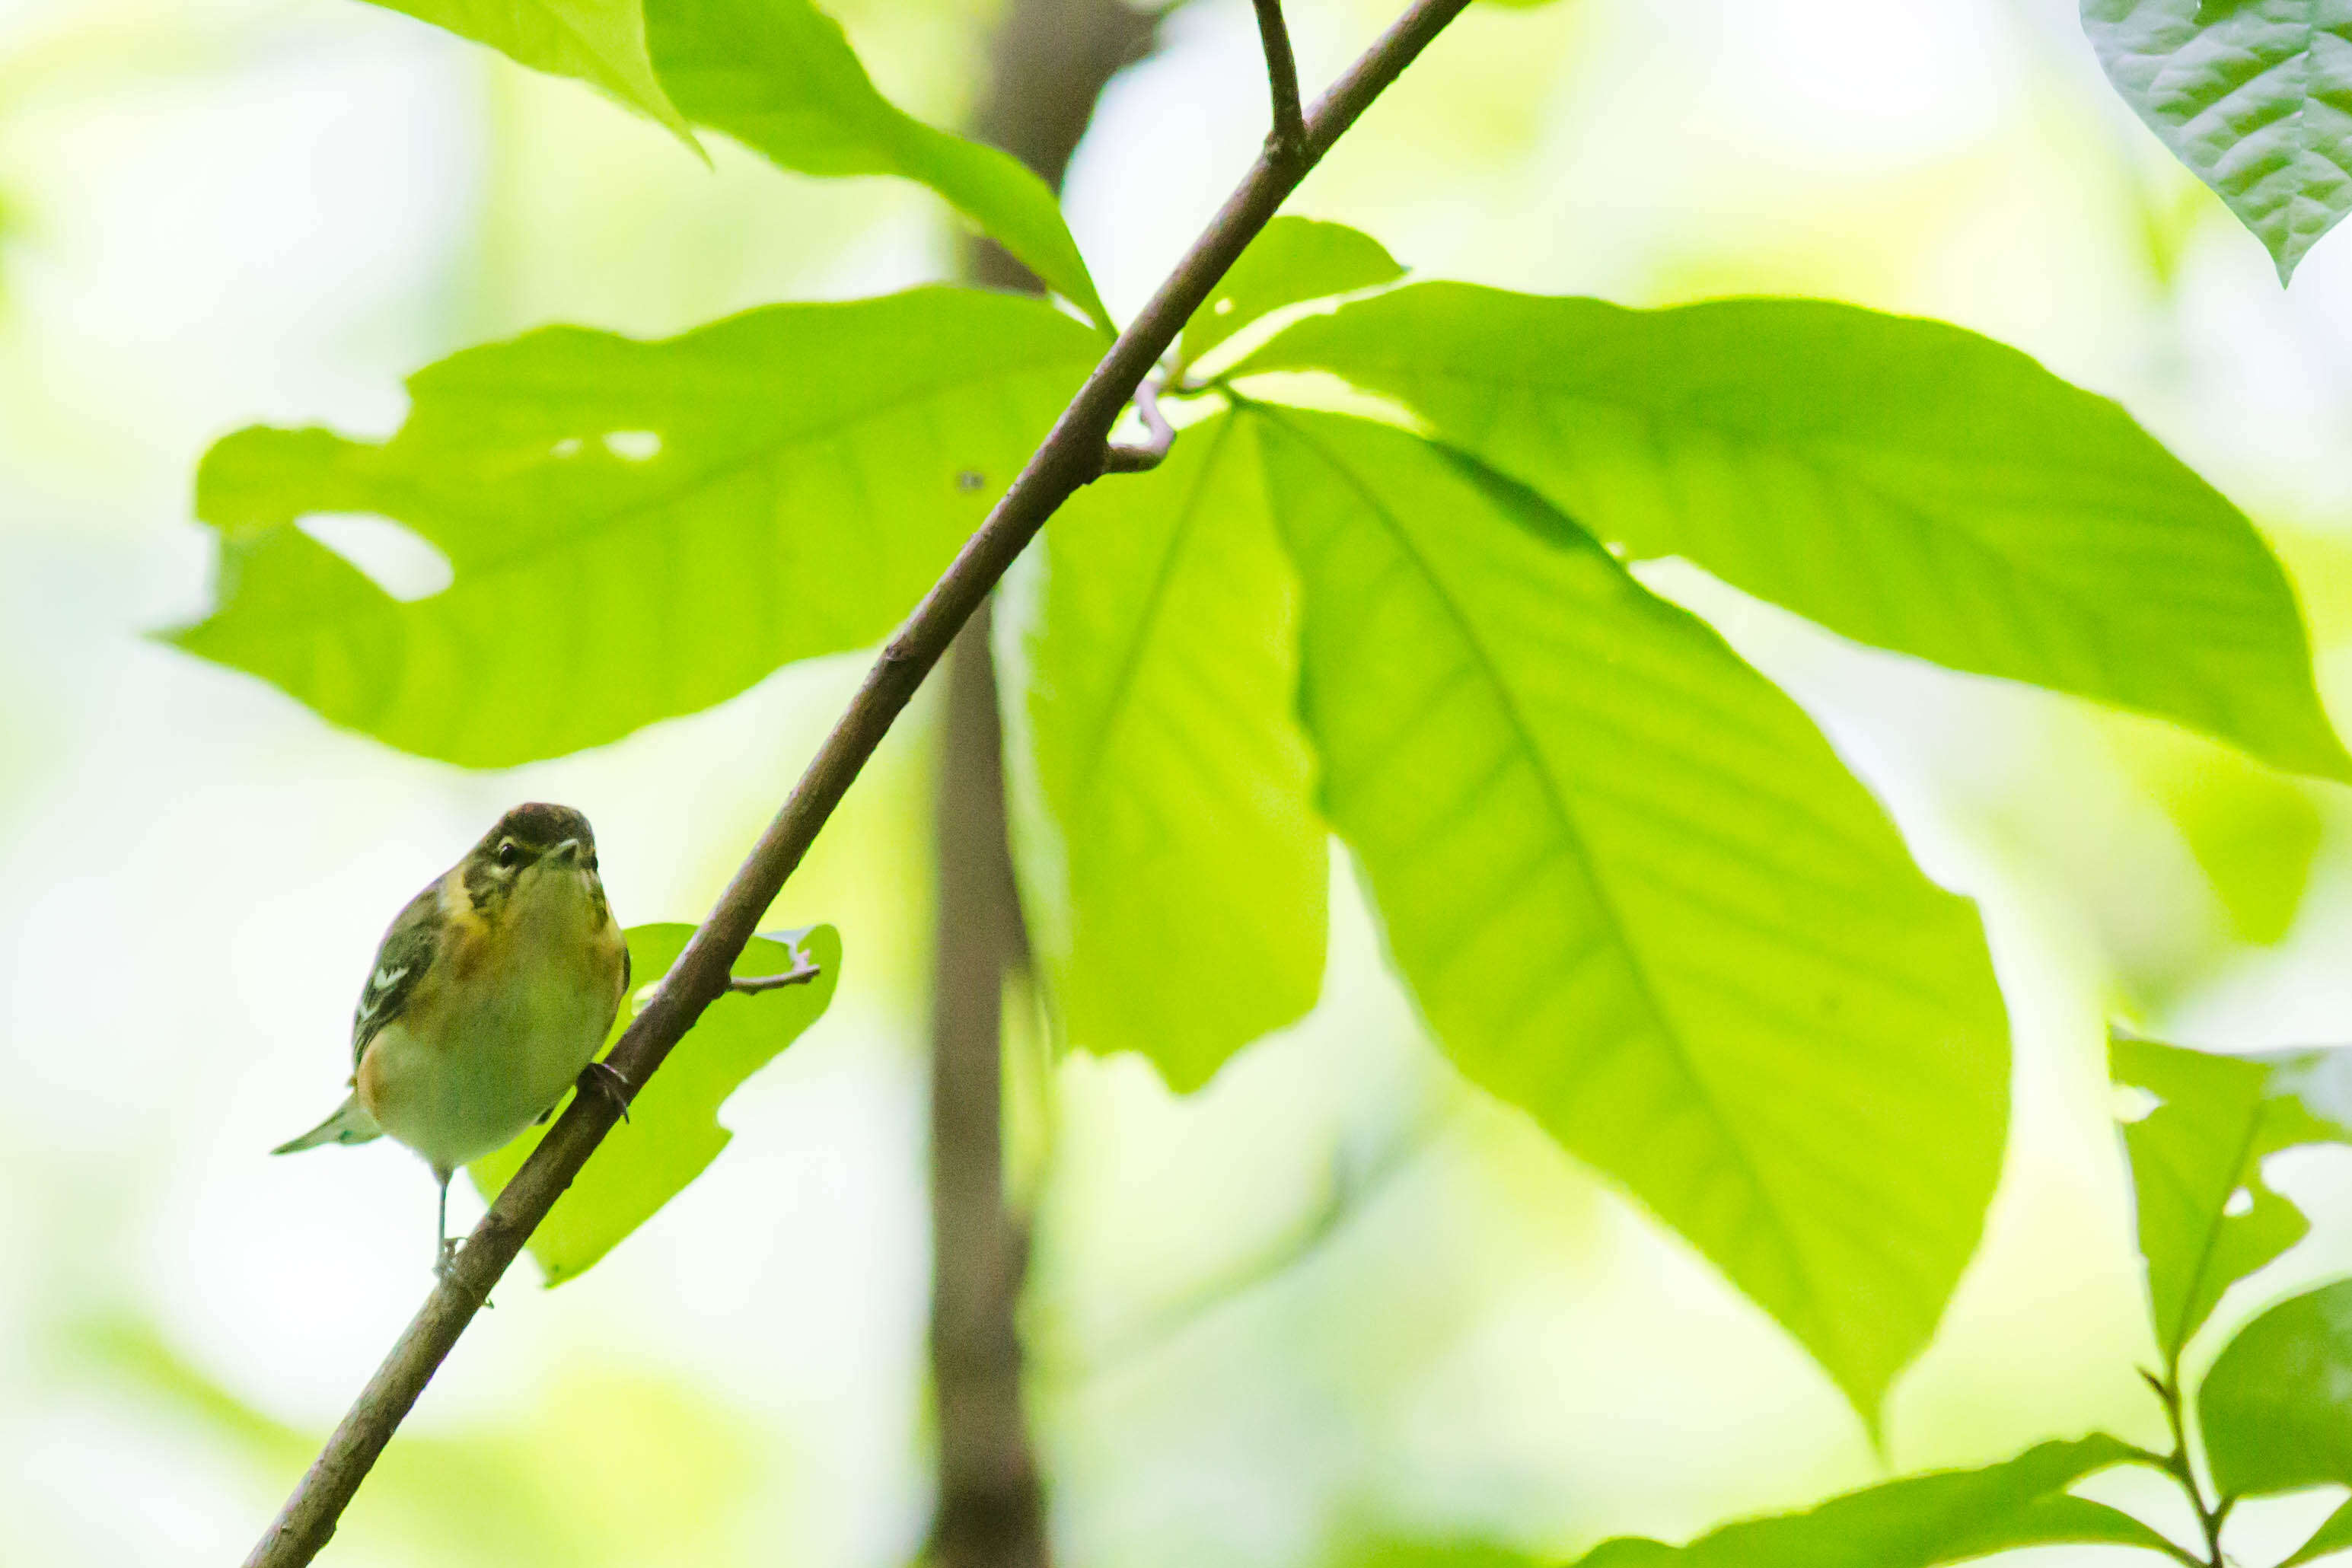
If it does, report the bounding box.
[1256,406,1819,1334]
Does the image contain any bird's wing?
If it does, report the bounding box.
[352,881,447,1069]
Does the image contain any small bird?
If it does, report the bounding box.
[274,802,633,1278]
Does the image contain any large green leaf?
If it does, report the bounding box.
[2201,1276,2352,1499]
[470,923,839,1285]
[1241,284,2351,783]
[999,412,1324,1091]
[1252,407,2010,1419]
[2083,0,2352,283]
[1177,216,1404,371]
[1570,1436,2168,1567]
[366,0,696,148]
[167,288,1099,766]
[645,0,1108,327]
[2111,1036,2352,1366]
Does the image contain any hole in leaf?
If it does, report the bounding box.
[296,513,453,602]
[602,429,661,461]
[2112,1085,2163,1123]
[551,438,583,458]
[2225,1186,2255,1216]
[1213,298,1235,316]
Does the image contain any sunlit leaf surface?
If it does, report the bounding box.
[1178,216,1404,371]
[1245,283,2351,782]
[2083,0,2352,282]
[470,923,840,1286]
[366,0,696,148]
[2111,1035,2352,1364]
[1572,1436,2165,1566]
[1254,407,2009,1419]
[2201,1277,2352,1497]
[647,0,1108,326]
[169,288,1098,766]
[1002,412,1324,1091]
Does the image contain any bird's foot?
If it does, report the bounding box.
[433,1238,494,1308]
[578,1060,634,1123]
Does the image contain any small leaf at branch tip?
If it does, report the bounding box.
[468,923,842,1283]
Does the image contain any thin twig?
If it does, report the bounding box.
[237,2,1474,1561]
[726,961,821,993]
[1251,0,1307,169]
[1101,381,1175,473]
[2142,1367,2232,1567]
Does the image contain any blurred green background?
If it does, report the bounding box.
[8,0,2352,1561]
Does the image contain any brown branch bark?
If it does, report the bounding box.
[240,1,1474,1559]
[1251,0,1307,168]
[928,5,1154,1566]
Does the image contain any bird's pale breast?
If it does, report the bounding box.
[357,871,625,1172]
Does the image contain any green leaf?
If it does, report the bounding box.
[1570,1436,2168,1567]
[1241,283,2352,783]
[645,0,1108,327]
[2201,1276,2352,1499]
[2082,0,2352,283]
[1252,406,2010,1420]
[1177,217,1404,371]
[2112,1036,2352,1365]
[166,288,1099,766]
[1000,412,1324,1091]
[366,0,696,149]
[470,923,839,1285]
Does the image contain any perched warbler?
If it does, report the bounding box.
[274,802,633,1277]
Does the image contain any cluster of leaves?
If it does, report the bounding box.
[1520,1036,2352,1566]
[180,0,2352,1557]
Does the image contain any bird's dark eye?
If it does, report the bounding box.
[496,840,521,868]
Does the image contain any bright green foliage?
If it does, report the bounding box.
[2140,744,2324,945]
[1251,406,2009,1420]
[2082,0,2352,283]
[2201,1277,2352,1498]
[1177,217,1404,371]
[645,0,1108,327]
[470,923,840,1285]
[169,289,1098,766]
[1570,1436,2167,1566]
[365,0,696,148]
[2111,1036,2352,1365]
[1001,413,1325,1091]
[1243,284,2352,782]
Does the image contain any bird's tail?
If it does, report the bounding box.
[271,1093,382,1155]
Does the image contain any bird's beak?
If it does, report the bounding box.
[550,838,583,865]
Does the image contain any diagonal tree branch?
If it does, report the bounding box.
[1251,0,1307,170]
[239,1,1474,1559]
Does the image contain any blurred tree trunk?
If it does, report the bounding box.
[928,4,1158,1568]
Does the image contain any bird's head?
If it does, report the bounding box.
[459,802,604,919]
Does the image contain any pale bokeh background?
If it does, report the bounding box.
[7,0,2352,1562]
